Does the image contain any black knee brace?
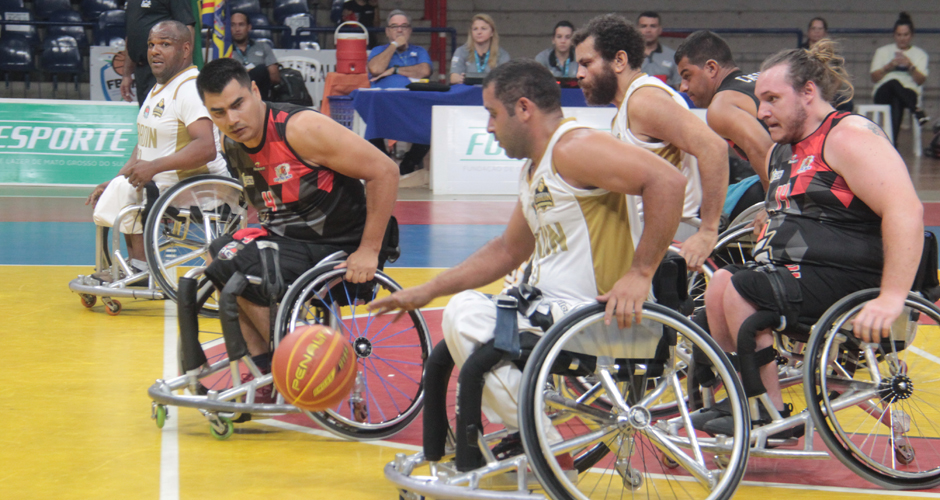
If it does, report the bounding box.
[455,340,505,472]
[423,341,455,462]
[737,310,781,397]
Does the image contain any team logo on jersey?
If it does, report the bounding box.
[770,169,784,182]
[253,162,265,171]
[533,178,554,211]
[218,241,243,260]
[788,154,799,164]
[796,155,815,174]
[153,99,165,118]
[258,210,270,224]
[143,105,150,118]
[240,173,254,187]
[272,162,293,183]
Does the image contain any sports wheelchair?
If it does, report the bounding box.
[69,175,247,315]
[386,257,752,500]
[147,223,432,441]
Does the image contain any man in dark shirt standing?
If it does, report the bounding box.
[342,0,379,48]
[121,0,195,105]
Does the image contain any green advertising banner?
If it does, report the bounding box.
[0,98,138,185]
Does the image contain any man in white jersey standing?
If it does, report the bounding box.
[86,21,227,281]
[574,14,728,271]
[369,60,685,467]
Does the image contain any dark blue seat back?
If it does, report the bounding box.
[33,0,72,20]
[42,35,82,73]
[81,0,119,22]
[47,10,88,49]
[0,0,25,11]
[2,9,40,46]
[273,0,309,25]
[0,36,33,71]
[229,0,262,14]
[94,9,125,45]
[248,12,272,40]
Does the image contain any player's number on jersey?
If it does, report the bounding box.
[774,184,791,211]
[262,190,278,211]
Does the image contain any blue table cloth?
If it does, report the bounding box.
[351,84,593,144]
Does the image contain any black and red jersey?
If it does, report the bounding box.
[224,102,367,244]
[753,111,883,274]
[715,70,769,162]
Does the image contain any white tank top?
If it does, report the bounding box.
[613,74,702,227]
[137,66,228,189]
[520,119,640,306]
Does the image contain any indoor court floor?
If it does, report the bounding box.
[3,143,940,499]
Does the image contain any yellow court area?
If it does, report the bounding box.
[4,265,940,499]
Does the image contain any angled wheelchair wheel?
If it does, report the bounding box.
[519,302,749,500]
[689,223,759,312]
[144,175,247,316]
[275,266,431,440]
[804,289,940,489]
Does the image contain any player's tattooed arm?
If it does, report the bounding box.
[863,121,890,141]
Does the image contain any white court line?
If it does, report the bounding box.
[160,299,180,500]
[910,345,940,366]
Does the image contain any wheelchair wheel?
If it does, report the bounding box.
[519,302,749,500]
[144,175,247,315]
[804,289,940,489]
[689,223,759,312]
[275,266,431,440]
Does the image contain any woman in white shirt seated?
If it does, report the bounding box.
[449,14,511,84]
[869,11,930,146]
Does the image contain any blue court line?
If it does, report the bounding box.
[0,222,507,268]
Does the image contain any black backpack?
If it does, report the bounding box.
[271,66,313,107]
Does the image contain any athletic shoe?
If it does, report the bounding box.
[689,398,732,431]
[915,109,931,127]
[703,402,803,441]
[90,265,147,286]
[241,372,275,404]
[492,432,524,460]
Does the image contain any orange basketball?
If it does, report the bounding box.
[272,325,357,412]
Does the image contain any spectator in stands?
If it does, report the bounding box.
[229,11,280,100]
[870,12,930,147]
[342,0,380,48]
[122,0,196,106]
[450,14,510,84]
[535,21,576,78]
[800,16,853,112]
[367,9,433,175]
[801,17,828,49]
[637,11,680,89]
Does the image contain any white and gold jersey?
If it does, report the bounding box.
[520,118,640,305]
[613,74,701,225]
[137,66,227,189]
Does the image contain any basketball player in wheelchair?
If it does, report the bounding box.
[691,41,928,444]
[73,21,231,314]
[370,60,709,485]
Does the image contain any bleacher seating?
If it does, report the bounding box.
[81,0,119,22]
[248,12,273,40]
[0,0,25,11]
[47,10,89,49]
[1,9,40,47]
[279,12,313,48]
[229,0,262,14]
[0,37,33,90]
[33,0,73,20]
[94,9,125,46]
[273,0,309,26]
[42,35,82,95]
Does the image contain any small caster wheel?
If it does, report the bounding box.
[79,294,97,308]
[105,299,122,316]
[660,453,679,469]
[896,444,915,465]
[153,404,168,429]
[209,416,234,440]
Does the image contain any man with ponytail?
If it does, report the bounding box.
[694,40,924,438]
